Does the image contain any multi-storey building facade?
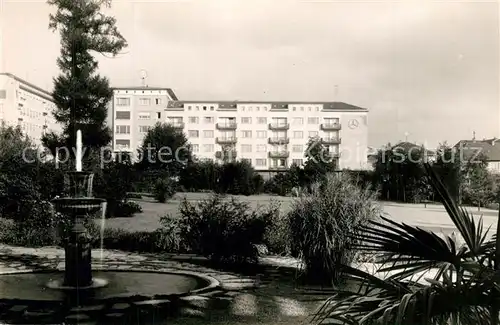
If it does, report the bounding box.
[108,87,179,153]
[110,91,369,170]
[0,73,61,145]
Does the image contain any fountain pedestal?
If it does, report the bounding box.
[52,171,105,288]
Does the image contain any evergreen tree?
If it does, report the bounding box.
[43,0,127,157]
[303,136,337,183]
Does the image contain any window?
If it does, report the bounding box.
[203,130,214,138]
[192,144,199,153]
[292,117,303,125]
[241,131,252,138]
[116,111,130,119]
[210,106,214,111]
[324,118,340,125]
[155,98,161,105]
[292,159,303,166]
[188,117,199,124]
[293,131,303,139]
[257,117,267,124]
[241,144,252,153]
[241,117,252,124]
[138,112,150,120]
[116,97,130,106]
[242,158,251,164]
[203,144,214,152]
[203,106,207,111]
[256,159,266,167]
[157,112,161,119]
[307,117,319,124]
[188,130,199,138]
[139,125,149,133]
[204,116,214,123]
[115,139,130,148]
[308,131,319,138]
[139,98,151,106]
[256,131,267,138]
[292,145,303,153]
[256,144,267,152]
[115,125,130,134]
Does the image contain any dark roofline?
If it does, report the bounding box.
[0,72,52,97]
[111,86,178,100]
[168,100,367,111]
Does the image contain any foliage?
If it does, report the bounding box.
[94,159,135,217]
[433,143,462,202]
[43,0,127,153]
[289,172,380,285]
[462,165,496,210]
[138,123,192,177]
[313,163,500,325]
[175,195,276,264]
[373,143,429,202]
[112,201,143,218]
[216,160,259,195]
[261,201,291,255]
[263,164,309,196]
[303,136,337,183]
[154,178,176,203]
[179,160,220,192]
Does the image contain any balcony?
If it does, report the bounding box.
[324,151,340,159]
[168,122,184,129]
[216,122,237,130]
[320,123,341,131]
[268,151,289,158]
[322,137,341,144]
[215,150,237,159]
[269,165,288,171]
[268,123,290,130]
[268,137,289,145]
[216,137,237,144]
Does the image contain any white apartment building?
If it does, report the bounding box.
[110,91,369,171]
[0,73,61,145]
[108,87,179,153]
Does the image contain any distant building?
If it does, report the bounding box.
[454,138,500,173]
[0,73,61,145]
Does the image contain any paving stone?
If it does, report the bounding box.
[180,307,204,317]
[201,290,225,297]
[24,310,55,317]
[105,312,125,318]
[111,303,130,311]
[221,282,257,290]
[133,299,170,306]
[70,304,105,312]
[65,313,91,322]
[8,305,27,313]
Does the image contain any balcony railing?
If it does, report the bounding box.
[215,150,237,159]
[268,151,289,158]
[269,165,288,170]
[322,137,341,144]
[320,123,341,131]
[324,151,340,159]
[168,122,185,129]
[268,123,290,130]
[216,122,237,130]
[216,137,237,144]
[268,137,289,144]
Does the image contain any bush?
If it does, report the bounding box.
[112,201,143,218]
[175,194,275,264]
[154,178,176,203]
[261,200,291,255]
[216,160,259,195]
[288,172,381,285]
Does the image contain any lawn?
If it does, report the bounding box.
[101,193,295,232]
[101,192,500,236]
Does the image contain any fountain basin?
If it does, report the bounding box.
[0,270,214,301]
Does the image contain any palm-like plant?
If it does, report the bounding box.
[312,163,500,325]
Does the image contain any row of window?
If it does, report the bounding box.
[116,98,163,106]
[116,111,162,120]
[180,117,338,125]
[184,105,322,113]
[185,130,339,139]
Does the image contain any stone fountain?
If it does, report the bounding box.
[49,130,106,290]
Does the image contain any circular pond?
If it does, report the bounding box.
[0,270,210,301]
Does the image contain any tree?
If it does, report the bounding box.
[313,163,500,325]
[43,0,127,159]
[303,136,337,183]
[138,122,192,177]
[432,142,461,202]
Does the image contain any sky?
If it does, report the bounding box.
[1,0,499,149]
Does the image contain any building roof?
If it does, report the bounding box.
[390,141,436,155]
[166,100,367,111]
[0,72,52,97]
[112,86,178,101]
[454,138,500,161]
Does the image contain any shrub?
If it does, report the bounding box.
[288,172,381,285]
[216,160,258,195]
[176,194,273,264]
[112,201,143,218]
[261,200,291,255]
[154,178,176,203]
